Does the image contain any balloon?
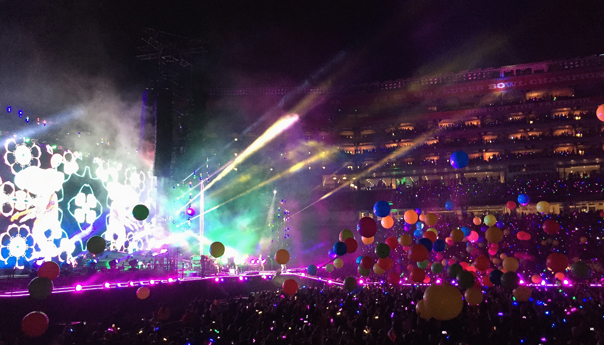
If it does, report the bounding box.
[210,242,226,258]
[501,272,519,289]
[358,265,370,276]
[409,244,428,262]
[485,226,503,243]
[553,240,559,246]
[536,201,550,213]
[467,231,479,243]
[380,216,394,229]
[333,242,347,256]
[506,200,517,210]
[373,200,391,217]
[404,210,418,224]
[275,249,290,265]
[385,236,398,250]
[580,236,587,244]
[361,236,374,245]
[325,263,335,272]
[339,229,354,241]
[450,228,464,242]
[496,221,504,228]
[531,275,542,284]
[571,261,590,279]
[423,231,437,243]
[517,194,530,206]
[373,263,385,274]
[344,276,358,292]
[457,270,475,289]
[132,204,150,221]
[484,215,497,226]
[431,263,443,273]
[465,287,483,305]
[596,104,604,121]
[419,214,426,222]
[377,257,394,271]
[86,236,106,255]
[542,219,561,235]
[342,238,357,254]
[416,299,431,319]
[38,261,60,281]
[21,311,49,337]
[28,277,53,300]
[516,231,531,241]
[447,263,463,279]
[282,279,298,296]
[357,217,377,238]
[410,268,425,283]
[333,258,344,269]
[307,265,317,275]
[546,253,568,272]
[458,227,469,237]
[513,286,532,302]
[375,243,390,258]
[450,150,469,169]
[473,217,482,225]
[356,256,363,265]
[423,283,463,320]
[445,201,455,210]
[489,270,503,286]
[360,256,375,270]
[413,229,424,238]
[417,238,433,252]
[328,249,337,259]
[503,257,519,272]
[473,255,490,271]
[482,275,493,287]
[398,234,412,246]
[425,213,438,226]
[554,272,565,281]
[417,259,429,269]
[433,239,445,252]
[136,287,150,300]
[388,271,400,285]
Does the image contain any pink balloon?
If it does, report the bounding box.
[468,231,479,243]
[434,253,443,261]
[448,258,457,266]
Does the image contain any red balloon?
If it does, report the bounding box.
[517,231,531,241]
[460,261,469,269]
[38,261,60,281]
[282,279,299,296]
[409,244,428,262]
[385,236,398,250]
[377,257,394,271]
[482,274,493,287]
[474,255,490,272]
[357,217,377,238]
[547,253,568,273]
[506,201,516,210]
[387,271,400,285]
[360,256,375,270]
[22,311,49,337]
[410,268,425,283]
[423,231,437,243]
[542,219,561,235]
[344,238,358,254]
[600,211,604,218]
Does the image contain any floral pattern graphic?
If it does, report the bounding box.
[3,139,41,174]
[0,224,34,268]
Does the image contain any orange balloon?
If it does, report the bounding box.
[398,234,412,246]
[425,213,438,226]
[554,272,565,281]
[423,283,463,321]
[473,217,482,225]
[531,275,542,284]
[485,226,503,243]
[465,287,483,305]
[423,231,437,243]
[419,214,426,222]
[580,236,587,244]
[503,257,519,272]
[381,216,394,229]
[450,229,464,242]
[275,249,290,265]
[362,236,374,245]
[597,104,604,122]
[404,210,419,224]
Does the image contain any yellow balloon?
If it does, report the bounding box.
[325,264,335,273]
[362,236,374,245]
[416,299,431,319]
[464,287,483,305]
[381,216,394,229]
[485,226,503,243]
[425,213,438,226]
[536,201,550,214]
[426,228,438,235]
[398,234,412,246]
[473,217,482,226]
[423,283,463,321]
[503,257,519,272]
[451,229,464,242]
[484,215,497,226]
[333,258,344,269]
[513,286,532,302]
[373,263,384,274]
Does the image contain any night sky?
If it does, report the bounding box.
[0,0,603,111]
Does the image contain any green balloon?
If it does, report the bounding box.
[501,272,519,290]
[28,277,53,300]
[132,204,150,221]
[87,236,106,255]
[209,242,225,258]
[431,263,443,274]
[344,276,358,292]
[457,270,475,289]
[417,259,429,269]
[375,243,391,258]
[448,263,463,279]
[358,266,370,276]
[571,262,590,279]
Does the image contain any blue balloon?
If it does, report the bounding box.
[415,208,422,215]
[416,222,424,230]
[413,229,424,238]
[418,238,433,252]
[461,227,471,236]
[450,151,469,169]
[373,201,391,218]
[445,201,454,210]
[517,194,530,206]
[333,242,348,256]
[433,239,446,252]
[480,225,488,232]
[496,221,504,228]
[476,235,484,243]
[404,224,412,232]
[328,249,337,259]
[356,256,363,265]
[307,265,317,275]
[489,269,504,286]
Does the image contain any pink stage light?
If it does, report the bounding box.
[168,278,174,283]
[358,279,364,285]
[75,285,83,291]
[436,279,442,284]
[150,280,155,285]
[104,283,110,288]
[215,278,219,282]
[129,282,134,287]
[239,276,244,281]
[563,280,569,285]
[327,280,333,284]
[519,280,525,285]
